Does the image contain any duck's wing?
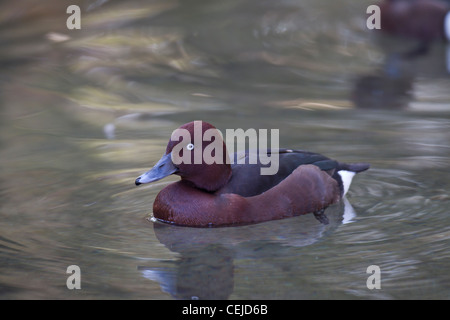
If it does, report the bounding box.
[221,149,369,197]
[220,149,336,197]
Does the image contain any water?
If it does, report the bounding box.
[1,0,449,299]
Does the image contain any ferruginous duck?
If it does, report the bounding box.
[135,121,369,227]
[379,0,450,42]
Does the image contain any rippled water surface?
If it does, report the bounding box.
[1,0,449,299]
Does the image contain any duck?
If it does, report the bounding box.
[135,121,369,227]
[379,0,450,43]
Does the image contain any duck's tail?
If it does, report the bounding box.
[334,162,370,196]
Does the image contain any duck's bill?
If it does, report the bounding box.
[135,153,178,185]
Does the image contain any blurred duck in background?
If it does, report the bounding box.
[352,0,450,109]
[380,0,450,42]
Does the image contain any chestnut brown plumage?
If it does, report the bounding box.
[135,121,369,227]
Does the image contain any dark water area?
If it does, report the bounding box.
[0,0,449,299]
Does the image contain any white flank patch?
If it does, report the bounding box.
[445,11,450,41]
[338,170,355,196]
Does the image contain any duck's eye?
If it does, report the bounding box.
[186,143,194,151]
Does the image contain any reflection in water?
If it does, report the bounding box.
[352,40,450,110]
[140,244,234,300]
[352,71,413,109]
[140,200,353,299]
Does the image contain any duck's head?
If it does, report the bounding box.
[135,121,231,192]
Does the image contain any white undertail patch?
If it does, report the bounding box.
[338,170,355,196]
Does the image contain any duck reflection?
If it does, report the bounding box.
[353,41,450,109]
[352,66,414,110]
[139,198,357,299]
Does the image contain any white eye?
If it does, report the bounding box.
[186,143,194,151]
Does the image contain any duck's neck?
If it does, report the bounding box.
[181,164,232,192]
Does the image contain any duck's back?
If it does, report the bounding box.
[217,149,347,197]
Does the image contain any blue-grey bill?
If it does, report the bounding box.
[135,152,178,185]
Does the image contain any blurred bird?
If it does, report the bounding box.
[379,0,450,42]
